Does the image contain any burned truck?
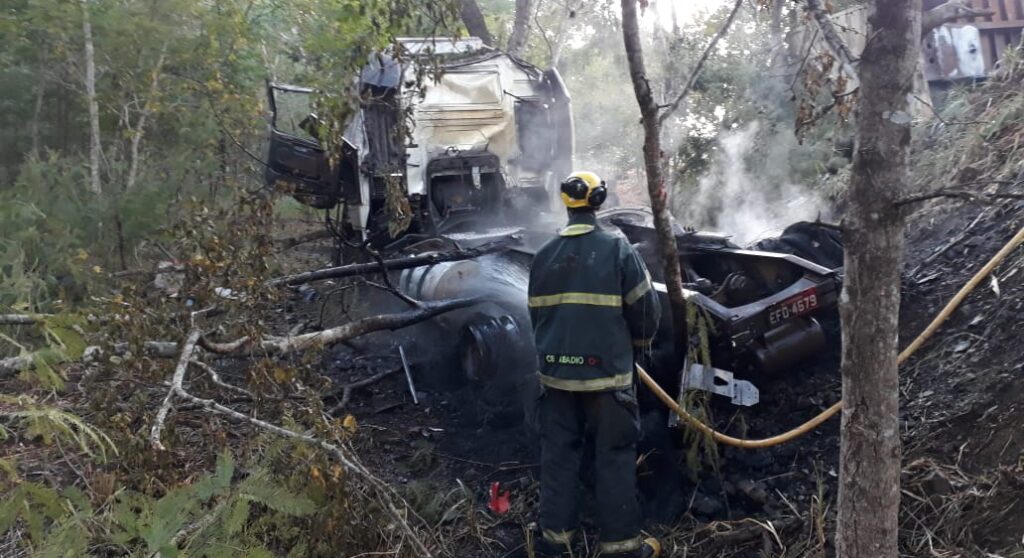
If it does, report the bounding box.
[264,38,843,420]
[265,37,573,247]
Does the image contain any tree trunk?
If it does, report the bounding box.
[126,42,168,192]
[82,0,102,195]
[620,0,688,356]
[459,0,493,47]
[29,71,46,158]
[507,0,534,57]
[836,1,920,556]
[770,0,784,42]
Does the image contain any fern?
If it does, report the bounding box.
[224,498,251,536]
[26,347,67,389]
[0,457,18,481]
[33,487,95,558]
[237,470,316,516]
[193,451,235,501]
[2,449,320,557]
[0,481,66,543]
[0,395,117,462]
[142,484,204,553]
[105,454,315,556]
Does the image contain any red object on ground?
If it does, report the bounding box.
[488,481,510,515]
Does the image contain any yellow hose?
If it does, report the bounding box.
[639,224,1024,449]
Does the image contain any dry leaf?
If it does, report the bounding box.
[342,414,358,433]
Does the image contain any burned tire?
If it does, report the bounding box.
[459,313,536,427]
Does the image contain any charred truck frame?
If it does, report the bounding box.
[265,37,573,246]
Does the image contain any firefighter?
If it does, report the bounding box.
[527,171,662,558]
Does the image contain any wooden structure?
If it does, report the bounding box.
[926,0,1024,77]
[789,1,1024,105]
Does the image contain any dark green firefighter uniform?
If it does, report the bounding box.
[528,210,661,557]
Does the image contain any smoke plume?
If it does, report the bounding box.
[680,122,830,244]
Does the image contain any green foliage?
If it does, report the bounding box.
[1,450,319,557]
[0,2,471,557]
[0,395,117,462]
[678,303,722,480]
[0,158,92,311]
[0,482,69,544]
[236,469,317,517]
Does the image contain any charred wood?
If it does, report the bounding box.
[267,239,514,287]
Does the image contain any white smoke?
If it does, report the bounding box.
[681,122,829,245]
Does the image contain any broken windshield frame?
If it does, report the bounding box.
[268,83,319,144]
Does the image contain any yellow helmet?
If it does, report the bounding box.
[559,171,607,209]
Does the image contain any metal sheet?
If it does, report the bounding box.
[924,25,987,80]
[681,362,760,407]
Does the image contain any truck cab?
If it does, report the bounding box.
[265,37,574,248]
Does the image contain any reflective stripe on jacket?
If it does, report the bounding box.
[528,211,661,391]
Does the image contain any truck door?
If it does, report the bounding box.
[264,83,339,209]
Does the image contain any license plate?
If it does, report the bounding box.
[768,289,819,326]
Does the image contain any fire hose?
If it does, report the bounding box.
[637,224,1024,449]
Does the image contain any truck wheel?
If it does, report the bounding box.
[459,313,533,427]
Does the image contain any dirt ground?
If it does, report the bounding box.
[274,194,1024,557]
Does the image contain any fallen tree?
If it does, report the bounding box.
[267,239,516,287]
[203,296,481,356]
[1,297,480,377]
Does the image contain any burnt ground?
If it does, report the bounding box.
[273,198,1024,557]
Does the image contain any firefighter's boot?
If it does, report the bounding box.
[599,537,661,558]
[640,537,662,558]
[533,536,573,558]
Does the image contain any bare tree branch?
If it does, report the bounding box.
[149,329,201,451]
[0,355,33,378]
[621,0,689,355]
[255,297,479,356]
[125,41,169,192]
[895,189,1024,207]
[0,314,51,326]
[326,367,402,414]
[189,359,253,398]
[2,298,478,380]
[81,0,102,195]
[804,0,859,86]
[657,0,744,125]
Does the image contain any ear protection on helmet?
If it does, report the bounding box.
[587,181,607,207]
[560,175,607,208]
